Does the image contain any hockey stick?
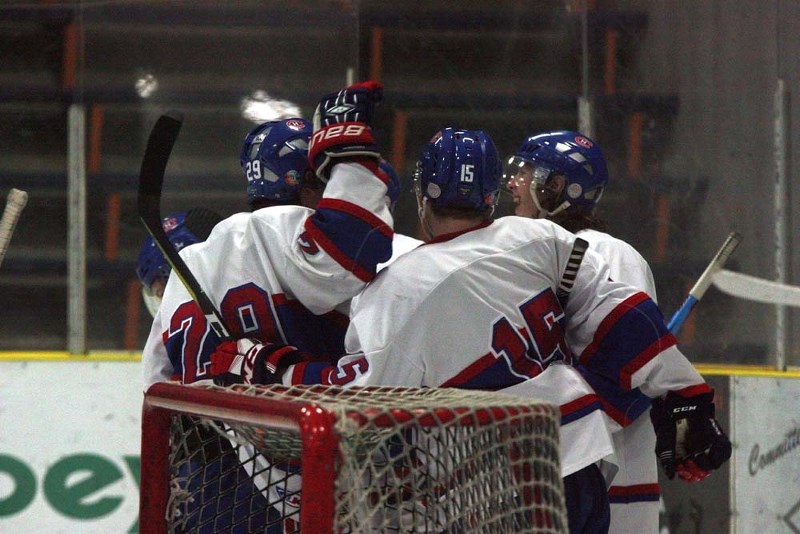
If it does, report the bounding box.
[556,237,589,310]
[713,269,800,307]
[137,112,231,340]
[667,231,742,334]
[0,188,29,269]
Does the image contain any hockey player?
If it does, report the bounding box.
[135,207,222,318]
[211,126,732,533]
[505,130,730,533]
[141,80,393,532]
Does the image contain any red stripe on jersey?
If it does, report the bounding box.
[619,334,677,389]
[608,483,660,497]
[608,483,661,504]
[672,382,713,398]
[560,392,600,417]
[303,219,373,283]
[372,161,391,186]
[271,293,289,306]
[597,398,634,427]
[316,198,393,239]
[579,292,650,365]
[441,352,497,387]
[289,362,311,385]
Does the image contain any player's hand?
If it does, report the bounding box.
[649,390,732,482]
[309,80,383,181]
[209,338,304,386]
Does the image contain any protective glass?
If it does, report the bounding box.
[504,156,555,194]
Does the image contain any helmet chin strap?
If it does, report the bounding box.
[530,182,571,218]
[417,196,435,241]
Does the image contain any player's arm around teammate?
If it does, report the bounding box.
[506,130,731,533]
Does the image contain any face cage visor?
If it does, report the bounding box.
[505,156,568,217]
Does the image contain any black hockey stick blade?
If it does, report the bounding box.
[137,112,231,340]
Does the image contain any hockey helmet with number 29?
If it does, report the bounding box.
[507,130,608,215]
[414,127,500,211]
[240,118,313,206]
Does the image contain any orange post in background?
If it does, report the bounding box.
[604,30,619,95]
[369,26,384,82]
[124,279,142,350]
[104,193,121,261]
[627,112,643,179]
[391,109,407,175]
[88,104,105,174]
[62,23,78,90]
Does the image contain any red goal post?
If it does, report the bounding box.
[140,382,568,533]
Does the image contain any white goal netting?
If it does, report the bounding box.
[140,382,568,533]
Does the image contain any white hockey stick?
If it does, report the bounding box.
[0,188,29,269]
[713,269,800,307]
[667,231,742,334]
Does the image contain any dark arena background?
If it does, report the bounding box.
[1,1,799,532]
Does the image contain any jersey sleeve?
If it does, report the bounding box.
[563,247,709,416]
[300,160,394,283]
[141,305,176,391]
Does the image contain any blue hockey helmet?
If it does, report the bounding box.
[240,118,313,206]
[413,127,500,211]
[506,130,608,214]
[136,208,222,316]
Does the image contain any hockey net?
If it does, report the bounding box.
[140,382,567,533]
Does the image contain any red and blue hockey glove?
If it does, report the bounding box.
[309,80,383,181]
[650,390,732,482]
[209,338,304,386]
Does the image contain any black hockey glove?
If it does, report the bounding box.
[309,80,383,181]
[650,390,731,482]
[209,338,304,386]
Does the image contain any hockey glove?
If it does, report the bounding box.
[309,80,383,181]
[650,390,732,483]
[209,338,304,386]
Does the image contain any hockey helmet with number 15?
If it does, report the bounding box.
[240,118,313,207]
[507,130,608,214]
[413,127,500,212]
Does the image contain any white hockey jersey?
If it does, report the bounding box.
[141,161,393,389]
[377,232,423,271]
[281,216,691,475]
[576,228,696,533]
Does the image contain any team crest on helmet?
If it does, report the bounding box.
[284,170,300,187]
[285,119,306,131]
[162,216,179,232]
[575,136,593,148]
